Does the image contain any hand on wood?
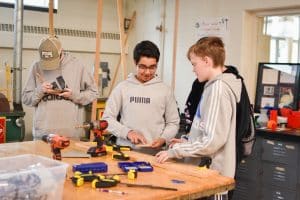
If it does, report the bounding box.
[127,130,147,144]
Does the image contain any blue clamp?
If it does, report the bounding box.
[72,162,108,173]
[118,161,153,172]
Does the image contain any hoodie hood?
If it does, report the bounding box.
[126,73,162,85]
[205,73,242,103]
[60,52,74,67]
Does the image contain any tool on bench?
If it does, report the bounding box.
[102,169,138,180]
[198,156,212,170]
[121,183,178,191]
[71,171,101,187]
[105,144,131,160]
[92,180,177,191]
[71,169,138,187]
[112,151,130,161]
[72,162,108,173]
[92,177,119,188]
[72,171,173,190]
[42,134,70,160]
[71,171,120,187]
[118,161,153,172]
[76,120,108,157]
[98,188,127,195]
[106,144,131,152]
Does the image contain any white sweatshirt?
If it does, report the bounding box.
[168,73,241,178]
[22,53,98,139]
[102,73,180,147]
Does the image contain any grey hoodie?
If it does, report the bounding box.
[168,73,241,178]
[22,53,98,139]
[102,73,180,148]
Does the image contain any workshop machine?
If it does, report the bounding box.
[0,2,26,143]
[0,63,25,143]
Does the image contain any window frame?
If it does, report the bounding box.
[0,1,57,13]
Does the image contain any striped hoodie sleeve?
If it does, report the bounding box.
[168,80,234,158]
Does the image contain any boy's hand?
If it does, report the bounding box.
[169,138,184,148]
[155,151,169,163]
[59,88,72,98]
[151,138,166,149]
[127,130,147,144]
[41,82,54,93]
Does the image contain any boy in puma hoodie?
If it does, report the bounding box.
[22,36,98,139]
[156,37,241,199]
[102,41,179,151]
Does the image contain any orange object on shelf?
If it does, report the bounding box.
[267,120,277,130]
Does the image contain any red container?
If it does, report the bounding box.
[270,110,278,122]
[287,111,300,128]
[280,108,292,118]
[0,117,6,143]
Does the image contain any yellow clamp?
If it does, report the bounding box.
[106,145,113,152]
[127,169,138,180]
[198,166,208,170]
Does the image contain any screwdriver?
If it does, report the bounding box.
[121,183,178,191]
[98,188,127,195]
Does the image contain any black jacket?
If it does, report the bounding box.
[184,65,239,133]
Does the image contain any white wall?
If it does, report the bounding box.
[163,0,219,111]
[160,0,300,112]
[0,0,122,139]
[1,0,300,139]
[125,0,163,74]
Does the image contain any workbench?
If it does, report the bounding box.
[0,140,235,200]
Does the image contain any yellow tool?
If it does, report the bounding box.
[198,156,212,170]
[127,169,137,180]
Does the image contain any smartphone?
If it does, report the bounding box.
[56,76,66,89]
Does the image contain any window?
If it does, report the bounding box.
[264,15,300,63]
[0,0,58,12]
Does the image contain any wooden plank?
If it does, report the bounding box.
[90,0,103,140]
[108,11,136,96]
[48,0,54,36]
[171,0,179,91]
[0,141,235,199]
[117,0,127,80]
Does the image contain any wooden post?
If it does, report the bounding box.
[108,11,136,96]
[117,0,127,80]
[171,0,179,91]
[90,0,103,140]
[48,0,54,36]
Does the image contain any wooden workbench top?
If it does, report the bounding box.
[0,140,235,200]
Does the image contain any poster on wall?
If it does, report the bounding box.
[263,86,275,96]
[278,87,294,108]
[262,68,278,84]
[193,17,229,44]
[280,71,295,83]
[261,97,275,108]
[254,63,300,112]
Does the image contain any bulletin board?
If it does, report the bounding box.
[254,63,300,113]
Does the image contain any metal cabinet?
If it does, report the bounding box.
[261,139,299,166]
[233,132,300,200]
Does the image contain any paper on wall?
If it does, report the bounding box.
[262,69,278,84]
